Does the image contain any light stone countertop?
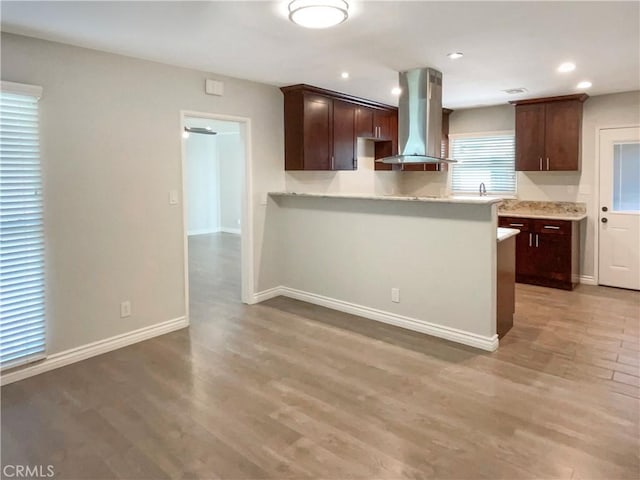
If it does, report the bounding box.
[498,200,587,221]
[269,192,503,205]
[497,227,520,242]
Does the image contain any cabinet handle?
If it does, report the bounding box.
[529,233,533,247]
[544,225,560,230]
[535,234,539,248]
[546,157,550,170]
[539,157,543,170]
[510,223,524,227]
[353,157,357,169]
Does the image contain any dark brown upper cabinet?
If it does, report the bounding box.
[332,100,357,171]
[281,84,398,171]
[511,94,588,172]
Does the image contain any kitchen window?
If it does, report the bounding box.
[0,81,46,370]
[450,132,516,195]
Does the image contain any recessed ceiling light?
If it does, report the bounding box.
[182,130,190,139]
[288,0,349,29]
[341,72,349,79]
[447,52,464,60]
[558,62,576,73]
[576,81,592,89]
[391,87,402,96]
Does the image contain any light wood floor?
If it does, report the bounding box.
[2,233,639,479]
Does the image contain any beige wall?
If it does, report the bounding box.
[270,195,498,345]
[401,91,640,279]
[284,138,400,195]
[1,33,284,355]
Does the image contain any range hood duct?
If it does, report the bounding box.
[378,68,456,165]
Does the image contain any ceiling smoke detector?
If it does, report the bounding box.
[288,0,349,29]
[502,88,528,95]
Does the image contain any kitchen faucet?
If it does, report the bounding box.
[479,182,487,196]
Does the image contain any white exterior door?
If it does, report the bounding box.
[598,127,640,290]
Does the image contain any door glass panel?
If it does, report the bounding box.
[613,142,640,212]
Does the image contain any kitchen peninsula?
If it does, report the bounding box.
[264,192,509,351]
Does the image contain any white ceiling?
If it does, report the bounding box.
[2,1,639,109]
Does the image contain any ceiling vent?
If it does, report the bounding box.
[502,88,528,95]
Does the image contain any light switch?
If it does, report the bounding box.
[169,190,179,205]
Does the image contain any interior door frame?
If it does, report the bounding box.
[180,110,254,320]
[594,124,640,286]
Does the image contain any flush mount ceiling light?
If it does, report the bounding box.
[288,0,349,29]
[447,52,464,60]
[576,80,592,89]
[558,62,576,73]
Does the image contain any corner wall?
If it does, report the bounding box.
[185,132,220,235]
[0,33,284,356]
[284,138,400,195]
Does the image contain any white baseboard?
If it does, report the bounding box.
[579,275,598,286]
[0,316,189,386]
[252,286,283,304]
[252,286,498,352]
[220,227,241,235]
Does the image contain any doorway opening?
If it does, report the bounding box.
[180,111,253,323]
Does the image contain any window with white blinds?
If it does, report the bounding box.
[0,82,46,370]
[450,132,516,194]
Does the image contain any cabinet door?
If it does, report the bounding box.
[374,141,393,171]
[516,232,539,278]
[515,104,545,171]
[374,110,392,140]
[535,233,572,282]
[332,100,357,170]
[544,100,581,171]
[303,93,333,170]
[402,163,425,171]
[390,109,398,154]
[356,106,374,138]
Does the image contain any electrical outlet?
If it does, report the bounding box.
[120,301,131,318]
[391,288,400,303]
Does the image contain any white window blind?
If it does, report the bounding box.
[0,82,46,370]
[450,132,516,194]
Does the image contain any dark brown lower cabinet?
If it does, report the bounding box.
[497,235,516,338]
[499,216,580,290]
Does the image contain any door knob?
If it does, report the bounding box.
[601,218,608,223]
[602,206,608,212]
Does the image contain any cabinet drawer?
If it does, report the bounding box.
[532,219,571,235]
[499,216,531,231]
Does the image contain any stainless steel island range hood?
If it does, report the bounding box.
[378,67,456,165]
